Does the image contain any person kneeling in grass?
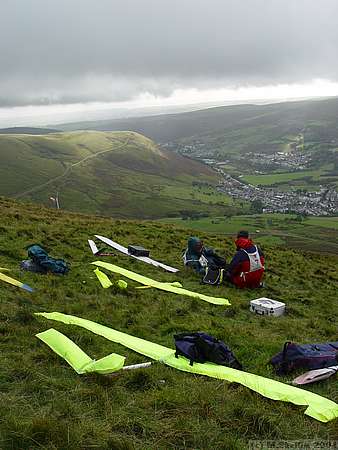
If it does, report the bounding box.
[225,230,265,288]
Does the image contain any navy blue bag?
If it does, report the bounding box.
[271,341,338,375]
[174,332,242,369]
[27,245,69,275]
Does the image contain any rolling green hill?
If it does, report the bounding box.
[160,213,338,254]
[56,97,338,150]
[0,130,235,219]
[0,197,337,449]
[55,98,338,192]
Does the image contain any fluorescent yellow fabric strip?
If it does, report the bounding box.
[36,328,125,374]
[36,312,338,423]
[92,261,229,306]
[0,272,34,292]
[94,268,113,289]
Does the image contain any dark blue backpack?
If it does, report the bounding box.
[174,332,242,369]
[271,341,338,375]
[27,245,69,275]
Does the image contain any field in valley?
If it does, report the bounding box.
[160,214,338,254]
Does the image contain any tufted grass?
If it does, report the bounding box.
[0,197,337,449]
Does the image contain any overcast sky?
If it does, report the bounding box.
[1,0,338,125]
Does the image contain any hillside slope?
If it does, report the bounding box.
[54,99,338,192]
[57,97,338,146]
[0,197,337,449]
[161,213,338,254]
[0,130,232,218]
[0,127,58,135]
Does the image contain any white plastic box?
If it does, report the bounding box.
[250,297,285,317]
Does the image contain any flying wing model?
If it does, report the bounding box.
[91,235,179,273]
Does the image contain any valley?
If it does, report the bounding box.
[49,98,338,220]
[160,213,338,254]
[2,3,338,449]
[1,98,337,254]
[0,130,232,219]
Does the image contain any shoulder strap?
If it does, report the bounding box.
[241,245,259,254]
[281,341,292,373]
[219,268,224,284]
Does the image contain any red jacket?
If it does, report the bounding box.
[228,238,265,288]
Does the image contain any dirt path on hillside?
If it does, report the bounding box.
[13,137,130,199]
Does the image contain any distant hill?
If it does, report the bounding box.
[0,127,59,135]
[0,130,234,218]
[54,99,338,193]
[55,97,338,148]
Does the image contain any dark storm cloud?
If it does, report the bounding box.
[1,0,338,106]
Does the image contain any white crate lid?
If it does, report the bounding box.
[250,297,285,308]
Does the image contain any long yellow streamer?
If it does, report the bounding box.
[36,312,338,423]
[92,261,229,306]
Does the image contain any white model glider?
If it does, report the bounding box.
[93,235,179,273]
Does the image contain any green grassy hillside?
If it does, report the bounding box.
[57,97,338,150]
[243,169,330,187]
[242,166,338,191]
[0,197,337,449]
[0,131,233,219]
[160,214,338,254]
[55,98,338,192]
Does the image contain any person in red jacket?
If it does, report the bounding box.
[226,230,265,288]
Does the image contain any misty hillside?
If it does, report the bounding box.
[56,97,338,147]
[0,130,233,218]
[0,127,59,135]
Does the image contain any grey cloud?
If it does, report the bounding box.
[1,0,338,106]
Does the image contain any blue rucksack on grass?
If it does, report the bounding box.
[27,245,69,275]
[271,341,338,375]
[174,332,242,369]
